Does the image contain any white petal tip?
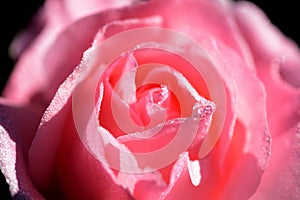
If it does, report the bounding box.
[187,159,201,187]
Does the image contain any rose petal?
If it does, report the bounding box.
[71,46,169,195]
[62,0,136,20]
[234,2,300,198]
[142,21,270,198]
[154,0,255,71]
[3,0,145,106]
[2,0,284,198]
[132,152,198,199]
[234,1,300,88]
[250,123,300,200]
[27,61,133,198]
[28,66,80,193]
[249,61,300,200]
[5,1,163,107]
[4,0,71,105]
[0,100,45,199]
[84,1,269,198]
[55,111,133,200]
[4,0,250,112]
[201,38,270,199]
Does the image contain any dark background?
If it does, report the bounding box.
[0,0,299,199]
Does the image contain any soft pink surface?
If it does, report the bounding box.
[0,0,299,199]
[234,2,300,199]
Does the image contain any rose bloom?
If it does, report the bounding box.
[1,0,300,199]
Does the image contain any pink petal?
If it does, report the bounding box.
[234,2,300,198]
[153,92,266,199]
[3,1,163,110]
[234,1,300,88]
[90,1,270,198]
[3,0,283,199]
[9,0,137,60]
[27,60,133,198]
[0,99,45,199]
[27,65,79,190]
[151,21,270,199]
[70,40,169,196]
[62,0,136,20]
[4,0,71,104]
[133,153,200,200]
[54,111,133,200]
[203,38,270,199]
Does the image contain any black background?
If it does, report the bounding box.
[0,0,299,199]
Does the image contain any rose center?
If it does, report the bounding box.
[129,84,180,127]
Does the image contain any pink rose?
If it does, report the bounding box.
[1,0,299,199]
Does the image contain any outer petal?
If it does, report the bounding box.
[234,1,300,88]
[27,61,133,199]
[4,0,255,107]
[54,104,133,200]
[149,0,271,198]
[234,2,300,199]
[62,0,136,20]
[0,100,45,199]
[4,1,70,106]
[154,37,271,200]
[3,0,137,106]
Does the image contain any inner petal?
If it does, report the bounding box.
[98,47,211,137]
[129,84,181,127]
[97,46,217,170]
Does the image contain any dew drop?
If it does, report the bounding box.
[195,102,215,119]
[260,128,272,168]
